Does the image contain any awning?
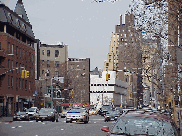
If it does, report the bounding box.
[61,103,82,107]
[61,103,70,107]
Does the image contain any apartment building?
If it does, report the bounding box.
[116,14,143,107]
[38,44,68,108]
[0,0,35,116]
[67,58,90,104]
[103,33,120,78]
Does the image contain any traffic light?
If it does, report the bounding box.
[108,74,110,80]
[21,70,25,78]
[25,70,29,78]
[106,73,110,81]
[106,73,108,81]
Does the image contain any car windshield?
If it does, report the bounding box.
[16,112,26,115]
[68,108,84,113]
[110,116,178,136]
[102,106,112,109]
[39,108,54,113]
[106,110,119,115]
[26,108,36,112]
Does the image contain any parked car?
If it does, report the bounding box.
[66,107,89,123]
[13,111,30,121]
[26,107,39,120]
[35,108,59,122]
[89,108,97,115]
[101,110,180,136]
[104,110,120,122]
[100,105,113,116]
[60,108,70,118]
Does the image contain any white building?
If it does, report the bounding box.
[90,71,128,106]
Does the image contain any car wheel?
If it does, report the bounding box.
[70,121,72,123]
[52,118,55,122]
[36,120,38,122]
[84,120,88,124]
[56,118,59,122]
[13,118,16,121]
[66,121,69,123]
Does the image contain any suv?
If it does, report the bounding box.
[26,107,39,120]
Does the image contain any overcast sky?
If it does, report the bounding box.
[1,0,131,70]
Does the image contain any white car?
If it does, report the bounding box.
[26,107,39,120]
[66,107,89,123]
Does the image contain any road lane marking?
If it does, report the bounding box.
[18,126,22,127]
[61,129,64,130]
[12,127,15,128]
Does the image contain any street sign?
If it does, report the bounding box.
[45,94,50,97]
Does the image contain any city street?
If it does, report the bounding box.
[0,115,114,136]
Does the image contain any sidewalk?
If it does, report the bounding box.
[0,116,13,122]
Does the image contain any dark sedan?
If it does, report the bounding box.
[104,110,120,122]
[100,105,113,116]
[35,108,59,122]
[13,111,30,121]
[101,110,180,136]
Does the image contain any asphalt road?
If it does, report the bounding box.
[0,115,115,136]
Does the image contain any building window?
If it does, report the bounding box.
[8,59,10,69]
[19,63,21,73]
[19,48,21,58]
[55,61,59,67]
[16,46,18,58]
[106,63,109,66]
[42,50,44,55]
[55,71,58,77]
[8,43,11,53]
[42,70,44,75]
[16,62,18,73]
[16,78,18,91]
[47,70,50,76]
[55,50,59,57]
[47,60,50,67]
[109,59,111,62]
[12,44,14,54]
[11,76,13,90]
[11,60,13,70]
[29,81,31,90]
[47,50,50,57]
[19,78,21,89]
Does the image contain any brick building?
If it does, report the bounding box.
[116,14,143,107]
[37,44,68,108]
[67,58,90,104]
[0,0,35,116]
